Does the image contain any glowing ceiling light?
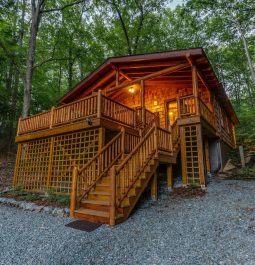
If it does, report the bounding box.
[128,87,135,93]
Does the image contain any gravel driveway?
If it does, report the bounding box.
[1,179,255,265]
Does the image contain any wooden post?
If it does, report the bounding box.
[177,97,181,118]
[50,107,55,128]
[239,145,245,168]
[167,164,173,191]
[97,90,102,118]
[151,171,158,201]
[196,124,206,189]
[110,165,116,226]
[12,144,22,186]
[192,65,200,115]
[70,166,78,218]
[121,127,125,159]
[47,136,54,188]
[204,137,211,172]
[140,80,145,126]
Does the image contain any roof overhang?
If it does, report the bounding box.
[59,48,239,124]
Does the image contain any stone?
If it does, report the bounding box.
[52,208,65,217]
[42,206,53,214]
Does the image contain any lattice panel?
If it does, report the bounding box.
[51,130,99,194]
[14,138,51,192]
[184,125,200,184]
[14,129,100,194]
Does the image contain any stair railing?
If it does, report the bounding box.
[109,124,158,225]
[69,129,126,217]
[171,120,180,151]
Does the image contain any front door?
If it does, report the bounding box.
[167,100,178,128]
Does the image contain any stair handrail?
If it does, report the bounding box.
[140,112,160,137]
[171,120,180,150]
[76,129,125,203]
[113,124,157,208]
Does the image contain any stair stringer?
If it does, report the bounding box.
[116,158,159,224]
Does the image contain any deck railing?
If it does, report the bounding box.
[171,120,180,149]
[101,95,136,126]
[158,127,173,152]
[199,99,216,129]
[18,110,52,134]
[178,95,216,129]
[53,95,98,126]
[179,95,196,117]
[136,107,156,126]
[17,92,159,135]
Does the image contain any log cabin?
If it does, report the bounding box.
[13,48,238,225]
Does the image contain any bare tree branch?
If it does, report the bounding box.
[42,0,86,13]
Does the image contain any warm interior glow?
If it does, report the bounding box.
[128,87,135,93]
[154,100,158,106]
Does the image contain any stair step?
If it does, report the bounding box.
[75,208,109,218]
[81,200,110,206]
[90,191,110,195]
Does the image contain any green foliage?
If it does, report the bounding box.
[9,184,26,196]
[0,0,255,151]
[56,196,70,206]
[20,193,40,202]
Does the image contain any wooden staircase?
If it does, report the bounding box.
[74,156,159,224]
[70,122,174,225]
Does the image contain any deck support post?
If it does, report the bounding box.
[196,124,206,189]
[167,164,173,191]
[192,65,200,116]
[110,166,116,226]
[140,80,145,127]
[151,171,158,201]
[70,166,78,218]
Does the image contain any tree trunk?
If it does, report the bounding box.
[238,25,255,88]
[68,48,74,90]
[22,0,44,117]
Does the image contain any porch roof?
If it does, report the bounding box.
[59,48,239,124]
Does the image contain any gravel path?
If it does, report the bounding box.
[1,179,255,265]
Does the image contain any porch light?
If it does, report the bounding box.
[129,87,135,93]
[154,100,158,106]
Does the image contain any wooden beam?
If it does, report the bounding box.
[141,80,145,126]
[107,63,190,94]
[119,70,132,81]
[192,65,200,115]
[186,54,211,91]
[90,70,116,92]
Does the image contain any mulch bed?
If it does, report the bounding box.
[171,187,206,198]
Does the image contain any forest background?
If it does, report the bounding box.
[0,0,254,154]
